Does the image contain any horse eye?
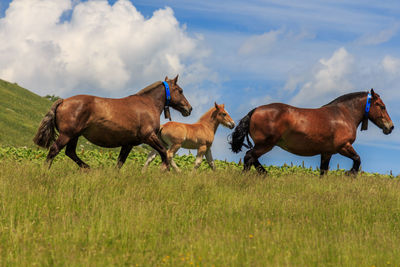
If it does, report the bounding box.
[381,106,386,110]
[221,113,226,117]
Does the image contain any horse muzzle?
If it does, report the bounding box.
[225,121,235,129]
[383,125,394,135]
[181,106,192,117]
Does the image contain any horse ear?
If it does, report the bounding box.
[164,76,168,81]
[173,74,179,84]
[214,102,219,110]
[371,88,377,99]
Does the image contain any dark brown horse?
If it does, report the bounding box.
[230,89,394,175]
[33,75,192,170]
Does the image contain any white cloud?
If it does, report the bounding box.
[0,0,212,98]
[382,55,400,75]
[289,47,355,106]
[355,23,400,46]
[238,29,282,55]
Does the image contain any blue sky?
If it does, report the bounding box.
[0,0,399,174]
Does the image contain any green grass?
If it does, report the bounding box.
[0,151,399,266]
[0,79,52,147]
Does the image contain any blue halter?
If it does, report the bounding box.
[162,81,171,106]
[365,92,372,117]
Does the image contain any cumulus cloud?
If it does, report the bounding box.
[0,0,212,99]
[288,47,355,107]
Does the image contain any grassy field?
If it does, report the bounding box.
[0,148,399,266]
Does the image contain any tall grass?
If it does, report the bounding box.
[1,157,400,266]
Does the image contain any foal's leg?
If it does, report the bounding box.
[243,144,273,174]
[116,145,133,169]
[205,148,216,171]
[319,153,332,176]
[65,136,90,168]
[193,145,207,170]
[46,134,71,169]
[142,149,158,171]
[167,144,182,172]
[145,133,169,171]
[338,142,361,175]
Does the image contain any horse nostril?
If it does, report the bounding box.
[391,125,394,131]
[189,107,193,113]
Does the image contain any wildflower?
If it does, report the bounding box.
[249,234,254,239]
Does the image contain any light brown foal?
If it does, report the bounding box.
[143,103,235,172]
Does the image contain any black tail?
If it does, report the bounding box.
[229,108,256,153]
[33,99,63,148]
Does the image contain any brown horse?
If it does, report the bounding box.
[33,75,192,170]
[143,103,235,172]
[230,89,394,175]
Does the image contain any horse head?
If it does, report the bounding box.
[165,75,192,117]
[213,102,235,129]
[367,89,394,135]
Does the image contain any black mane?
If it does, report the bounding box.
[322,91,367,107]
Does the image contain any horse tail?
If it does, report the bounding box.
[229,108,256,153]
[33,99,63,148]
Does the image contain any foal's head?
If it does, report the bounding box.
[213,102,235,129]
[368,89,394,135]
[165,75,192,117]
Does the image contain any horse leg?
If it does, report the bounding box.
[193,145,207,170]
[167,144,182,172]
[205,147,216,171]
[338,142,361,175]
[145,133,169,171]
[65,136,90,168]
[116,145,133,169]
[171,159,180,172]
[142,149,158,171]
[320,153,332,176]
[46,134,70,169]
[243,144,273,174]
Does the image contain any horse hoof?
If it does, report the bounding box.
[160,164,170,172]
[345,170,357,177]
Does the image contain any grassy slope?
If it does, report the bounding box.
[0,79,51,147]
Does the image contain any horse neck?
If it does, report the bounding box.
[198,108,220,133]
[338,95,368,127]
[134,84,166,115]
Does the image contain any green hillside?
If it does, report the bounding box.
[0,79,52,147]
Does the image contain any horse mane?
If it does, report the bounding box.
[322,91,368,107]
[198,107,217,122]
[136,81,163,95]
